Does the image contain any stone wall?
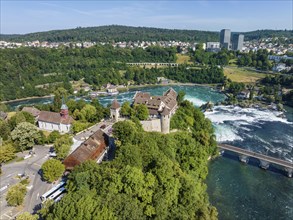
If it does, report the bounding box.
[140,119,161,132]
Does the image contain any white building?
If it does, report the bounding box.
[38,104,74,133]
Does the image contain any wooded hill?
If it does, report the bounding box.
[1,25,292,42]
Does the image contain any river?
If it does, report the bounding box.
[7,85,293,220]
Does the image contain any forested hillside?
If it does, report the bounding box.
[1,25,292,43]
[0,45,225,101]
[0,25,218,42]
[237,29,293,41]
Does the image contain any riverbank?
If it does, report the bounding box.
[128,82,219,90]
[1,95,54,104]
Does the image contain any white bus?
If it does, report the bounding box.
[47,187,66,201]
[41,181,66,202]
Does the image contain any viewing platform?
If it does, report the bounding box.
[218,144,293,177]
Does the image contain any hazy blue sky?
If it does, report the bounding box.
[1,0,292,34]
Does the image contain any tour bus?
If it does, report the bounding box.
[40,181,66,202]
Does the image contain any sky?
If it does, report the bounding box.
[1,0,292,34]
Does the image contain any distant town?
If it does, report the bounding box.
[1,29,292,56]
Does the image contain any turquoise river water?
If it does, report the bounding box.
[7,85,293,220]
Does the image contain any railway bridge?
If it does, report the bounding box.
[218,144,293,177]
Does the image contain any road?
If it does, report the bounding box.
[0,145,51,219]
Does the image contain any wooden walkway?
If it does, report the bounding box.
[218,144,293,169]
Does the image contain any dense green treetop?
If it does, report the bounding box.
[41,159,65,183]
[1,25,292,42]
[11,122,40,152]
[6,183,27,206]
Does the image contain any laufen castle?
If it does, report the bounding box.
[110,88,178,134]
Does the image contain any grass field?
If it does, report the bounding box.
[176,54,192,64]
[224,67,268,83]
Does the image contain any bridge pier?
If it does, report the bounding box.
[239,155,249,163]
[259,160,270,169]
[284,168,293,178]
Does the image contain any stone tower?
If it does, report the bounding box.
[110,99,120,122]
[160,107,170,134]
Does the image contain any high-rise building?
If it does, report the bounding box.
[232,34,244,51]
[220,29,231,49]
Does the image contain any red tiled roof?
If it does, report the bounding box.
[111,99,120,109]
[63,129,108,170]
[38,111,73,125]
[22,107,40,117]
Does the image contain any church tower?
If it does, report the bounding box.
[60,98,69,119]
[110,99,120,122]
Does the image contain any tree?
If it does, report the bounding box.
[0,103,8,112]
[16,212,38,220]
[41,159,65,182]
[8,112,26,130]
[177,90,186,104]
[134,104,149,120]
[54,135,73,160]
[21,111,35,125]
[6,183,27,206]
[71,121,90,134]
[112,121,137,145]
[66,99,77,113]
[47,130,61,144]
[120,101,133,117]
[11,122,40,152]
[80,104,97,122]
[52,87,68,112]
[0,143,15,163]
[0,120,10,140]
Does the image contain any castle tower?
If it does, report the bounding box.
[110,99,120,122]
[160,107,170,134]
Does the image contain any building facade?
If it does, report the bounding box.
[220,29,231,50]
[206,42,221,52]
[232,34,244,51]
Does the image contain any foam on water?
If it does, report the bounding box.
[184,95,206,106]
[205,105,292,125]
[214,124,243,142]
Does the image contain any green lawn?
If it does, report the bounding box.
[224,66,269,83]
[176,54,192,64]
